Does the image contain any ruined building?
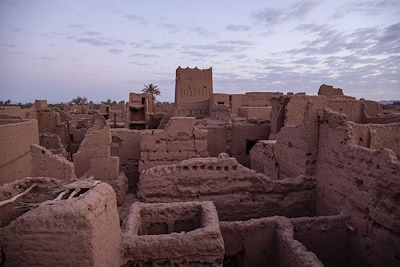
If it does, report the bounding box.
[1,68,400,267]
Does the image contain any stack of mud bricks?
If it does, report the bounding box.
[139,117,208,173]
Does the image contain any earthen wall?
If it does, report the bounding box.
[0,120,39,185]
[315,111,400,266]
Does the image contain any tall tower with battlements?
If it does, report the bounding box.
[174,66,213,105]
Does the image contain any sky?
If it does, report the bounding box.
[0,0,399,103]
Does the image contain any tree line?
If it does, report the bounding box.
[1,83,166,107]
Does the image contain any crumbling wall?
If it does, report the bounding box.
[250,140,279,179]
[74,124,111,177]
[74,123,128,204]
[0,177,62,227]
[221,218,279,266]
[139,117,209,172]
[209,102,231,121]
[256,95,326,179]
[121,201,224,266]
[270,96,290,135]
[0,183,121,267]
[39,133,67,156]
[206,124,227,157]
[205,120,270,167]
[111,128,142,189]
[27,108,62,134]
[221,216,324,267]
[318,84,344,97]
[66,118,93,154]
[0,119,39,185]
[231,121,270,167]
[174,100,209,118]
[238,106,271,120]
[361,99,382,117]
[350,122,400,157]
[326,99,364,123]
[241,92,282,107]
[138,154,316,221]
[0,106,28,118]
[291,215,350,267]
[315,110,400,266]
[30,144,76,180]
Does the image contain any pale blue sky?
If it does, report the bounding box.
[0,0,399,103]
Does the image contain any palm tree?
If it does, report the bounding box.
[141,83,161,100]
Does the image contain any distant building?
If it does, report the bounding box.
[174,66,213,118]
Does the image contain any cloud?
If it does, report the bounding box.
[245,21,400,100]
[125,14,147,25]
[160,23,181,34]
[189,26,217,37]
[39,56,55,61]
[216,40,255,46]
[332,0,400,19]
[149,42,175,49]
[129,53,155,58]
[252,1,319,26]
[76,37,114,46]
[108,48,124,54]
[68,31,128,48]
[129,61,150,66]
[290,22,399,56]
[232,54,248,60]
[182,39,255,56]
[226,24,252,31]
[84,31,100,36]
[1,43,15,48]
[67,24,84,29]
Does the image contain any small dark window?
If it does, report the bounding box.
[141,97,145,105]
[246,140,257,155]
[218,101,224,105]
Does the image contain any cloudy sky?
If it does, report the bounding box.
[0,0,399,103]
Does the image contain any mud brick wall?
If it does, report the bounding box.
[31,144,76,180]
[315,110,400,266]
[0,119,39,185]
[252,95,326,179]
[0,183,121,267]
[121,201,224,266]
[111,128,142,189]
[138,154,316,221]
[221,216,324,267]
[350,122,400,158]
[291,215,350,267]
[139,117,208,173]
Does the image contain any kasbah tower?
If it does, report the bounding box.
[174,66,213,106]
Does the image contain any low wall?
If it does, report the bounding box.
[121,201,224,266]
[220,216,325,267]
[138,154,316,221]
[291,215,350,267]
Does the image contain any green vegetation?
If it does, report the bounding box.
[69,95,88,105]
[141,83,161,99]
